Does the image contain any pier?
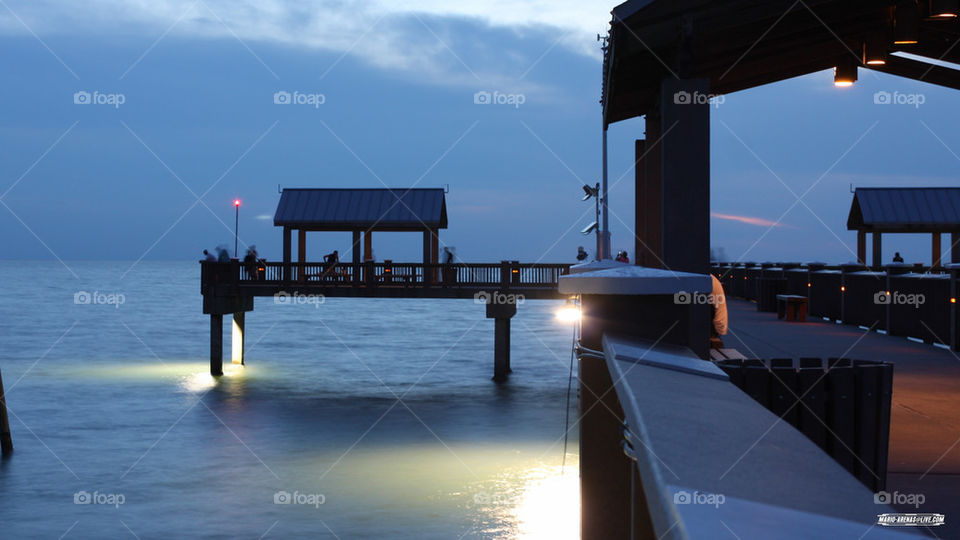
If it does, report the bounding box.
[201,188,570,380]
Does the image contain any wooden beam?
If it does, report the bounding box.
[866,56,960,92]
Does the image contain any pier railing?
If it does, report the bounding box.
[204,260,571,290]
[712,261,959,350]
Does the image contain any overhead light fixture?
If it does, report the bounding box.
[894,1,920,44]
[862,38,888,65]
[834,60,859,87]
[581,221,598,235]
[582,184,599,201]
[930,0,959,18]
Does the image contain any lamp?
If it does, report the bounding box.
[581,222,599,235]
[862,38,888,65]
[556,298,581,323]
[930,0,959,18]
[582,184,599,201]
[834,60,859,87]
[894,1,920,44]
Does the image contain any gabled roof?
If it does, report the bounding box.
[274,188,447,231]
[603,0,960,125]
[847,188,960,232]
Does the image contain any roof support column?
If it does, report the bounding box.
[660,78,710,274]
[431,228,439,283]
[352,229,361,286]
[298,229,306,283]
[933,232,942,268]
[640,110,663,268]
[953,231,960,264]
[282,226,292,282]
[857,230,866,266]
[873,232,882,270]
[422,229,432,286]
[363,231,373,262]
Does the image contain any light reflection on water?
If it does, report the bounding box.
[0,262,579,538]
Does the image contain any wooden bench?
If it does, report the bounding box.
[709,347,747,362]
[776,294,808,322]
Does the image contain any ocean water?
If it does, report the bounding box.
[0,261,579,539]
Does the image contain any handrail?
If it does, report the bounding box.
[202,260,572,289]
[600,334,913,539]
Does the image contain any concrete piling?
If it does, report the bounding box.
[211,314,223,376]
[0,368,12,455]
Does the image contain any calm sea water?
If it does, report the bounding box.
[0,261,579,539]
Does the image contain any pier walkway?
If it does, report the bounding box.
[724,298,960,538]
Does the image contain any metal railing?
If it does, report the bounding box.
[205,260,572,290]
[712,261,959,349]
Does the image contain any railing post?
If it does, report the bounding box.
[950,264,960,351]
[885,263,911,336]
[423,263,432,288]
[500,260,510,290]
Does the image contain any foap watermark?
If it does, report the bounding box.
[74,291,126,308]
[673,90,724,108]
[474,291,525,306]
[74,490,125,508]
[274,90,326,108]
[874,291,924,309]
[874,91,925,109]
[673,490,725,509]
[473,90,526,108]
[74,91,125,108]
[877,513,945,527]
[875,490,926,509]
[274,291,325,308]
[673,291,724,306]
[274,490,325,508]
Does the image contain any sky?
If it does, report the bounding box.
[1,0,959,266]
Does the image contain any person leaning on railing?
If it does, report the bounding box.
[710,274,728,348]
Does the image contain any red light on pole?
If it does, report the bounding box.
[234,199,240,258]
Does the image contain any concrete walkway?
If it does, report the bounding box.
[723,299,960,538]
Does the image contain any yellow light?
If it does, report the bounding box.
[834,62,858,88]
[894,40,919,45]
[807,282,812,287]
[951,298,956,304]
[841,286,846,292]
[556,298,581,323]
[556,307,580,323]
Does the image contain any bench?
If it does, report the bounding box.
[776,294,808,322]
[709,347,748,362]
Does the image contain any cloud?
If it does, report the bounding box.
[711,212,791,228]
[0,0,611,86]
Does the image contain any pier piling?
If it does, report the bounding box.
[486,300,516,382]
[232,312,245,365]
[210,314,223,376]
[0,368,12,455]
